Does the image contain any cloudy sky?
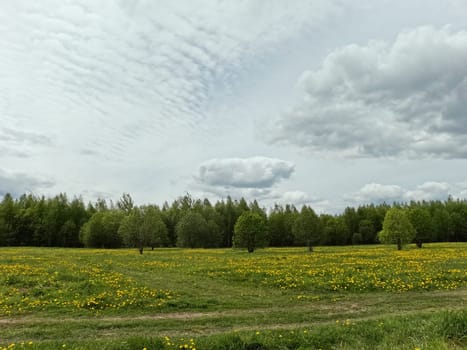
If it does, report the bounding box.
[1,0,467,212]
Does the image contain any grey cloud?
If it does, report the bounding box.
[273,26,467,158]
[197,157,294,188]
[0,169,54,197]
[0,127,52,146]
[0,127,53,159]
[0,147,30,158]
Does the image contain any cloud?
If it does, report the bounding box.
[0,127,53,158]
[0,127,52,146]
[347,181,466,205]
[0,169,55,197]
[405,182,451,201]
[348,183,405,203]
[197,157,294,188]
[194,157,334,210]
[272,26,467,158]
[280,191,313,205]
[0,0,341,161]
[272,190,331,213]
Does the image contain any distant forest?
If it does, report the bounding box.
[0,192,466,249]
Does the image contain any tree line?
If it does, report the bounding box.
[0,192,466,252]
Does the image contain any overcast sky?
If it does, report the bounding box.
[1,0,467,213]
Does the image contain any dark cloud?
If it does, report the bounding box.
[272,26,467,158]
[0,169,55,197]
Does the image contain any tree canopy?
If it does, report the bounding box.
[378,208,416,250]
[233,211,268,253]
[0,192,466,251]
[292,206,320,252]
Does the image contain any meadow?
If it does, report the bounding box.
[0,243,466,349]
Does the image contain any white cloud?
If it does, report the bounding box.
[197,157,294,188]
[405,182,451,201]
[347,181,466,205]
[0,0,342,204]
[0,0,340,161]
[272,190,331,213]
[194,157,332,209]
[348,183,405,203]
[272,26,467,158]
[1,1,467,213]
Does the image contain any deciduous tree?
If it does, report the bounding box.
[292,206,320,252]
[378,208,415,250]
[233,211,267,253]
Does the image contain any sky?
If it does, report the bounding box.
[1,0,467,213]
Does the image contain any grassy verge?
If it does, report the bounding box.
[1,310,465,349]
[0,244,466,349]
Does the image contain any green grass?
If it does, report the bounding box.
[0,243,466,349]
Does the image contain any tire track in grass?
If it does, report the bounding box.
[0,288,465,330]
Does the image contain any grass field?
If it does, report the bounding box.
[0,243,466,349]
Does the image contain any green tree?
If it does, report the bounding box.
[214,196,240,247]
[343,207,359,239]
[358,219,375,244]
[161,201,180,247]
[117,193,134,213]
[0,193,17,246]
[292,206,320,252]
[408,207,433,248]
[80,210,123,248]
[378,208,415,250]
[141,206,169,250]
[118,207,168,254]
[118,211,142,253]
[233,211,267,253]
[176,212,209,248]
[268,205,289,246]
[432,207,453,242]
